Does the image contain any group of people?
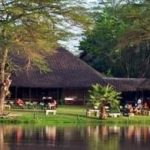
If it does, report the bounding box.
[124,98,149,115]
[15,97,57,109]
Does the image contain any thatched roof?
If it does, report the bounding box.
[137,79,150,90]
[104,77,146,92]
[11,48,106,88]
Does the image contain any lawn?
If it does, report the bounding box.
[1,105,150,125]
[0,105,98,125]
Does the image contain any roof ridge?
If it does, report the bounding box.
[59,48,106,78]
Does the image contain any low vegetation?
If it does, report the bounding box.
[88,84,120,119]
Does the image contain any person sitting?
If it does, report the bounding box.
[48,100,57,110]
[134,106,142,115]
[16,98,24,108]
[127,104,134,113]
[137,98,143,108]
[142,102,149,115]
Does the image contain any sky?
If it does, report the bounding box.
[58,0,100,55]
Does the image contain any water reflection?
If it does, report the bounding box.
[0,125,150,150]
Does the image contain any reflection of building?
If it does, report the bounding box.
[63,128,74,141]
[123,126,150,144]
[1,125,150,150]
[125,125,135,140]
[16,127,23,143]
[109,126,121,134]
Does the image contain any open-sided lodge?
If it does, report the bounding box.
[9,48,150,105]
[104,78,150,105]
[9,48,106,104]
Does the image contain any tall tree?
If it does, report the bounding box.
[80,0,150,78]
[0,0,92,114]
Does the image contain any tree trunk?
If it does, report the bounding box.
[0,43,9,115]
[100,105,107,119]
[0,88,5,115]
[0,75,11,115]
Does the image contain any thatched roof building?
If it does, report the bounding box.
[137,79,150,90]
[104,77,150,92]
[11,48,106,88]
[104,78,145,92]
[10,48,106,104]
[104,77,150,104]
[9,47,150,104]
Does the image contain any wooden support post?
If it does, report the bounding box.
[15,87,18,99]
[29,88,31,100]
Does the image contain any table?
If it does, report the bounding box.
[86,109,100,117]
[4,104,11,110]
[109,113,121,118]
[46,109,56,115]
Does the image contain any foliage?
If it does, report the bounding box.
[0,0,93,114]
[0,0,92,72]
[88,84,120,109]
[80,1,150,78]
[80,10,126,76]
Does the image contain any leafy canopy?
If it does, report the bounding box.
[88,84,120,109]
[0,0,93,73]
[80,1,150,78]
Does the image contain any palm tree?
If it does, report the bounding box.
[88,84,121,119]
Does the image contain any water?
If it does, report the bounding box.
[0,125,150,150]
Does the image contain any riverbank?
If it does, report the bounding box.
[1,105,150,125]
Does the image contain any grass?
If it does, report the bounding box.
[0,105,96,125]
[1,105,150,125]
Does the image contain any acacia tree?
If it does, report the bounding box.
[0,0,92,114]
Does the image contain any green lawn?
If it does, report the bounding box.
[1,105,150,125]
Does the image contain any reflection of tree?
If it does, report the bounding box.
[0,127,4,150]
[0,126,9,150]
[87,125,120,150]
[124,125,135,140]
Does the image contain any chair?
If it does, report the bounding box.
[48,100,57,110]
